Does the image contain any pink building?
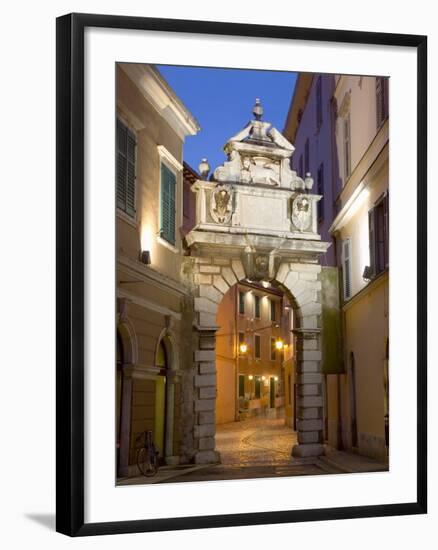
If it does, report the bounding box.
[284,74,341,267]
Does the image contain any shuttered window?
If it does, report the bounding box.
[343,115,351,182]
[316,76,323,129]
[238,291,245,315]
[239,375,245,398]
[270,299,276,322]
[317,163,324,221]
[160,162,177,245]
[254,334,261,359]
[342,238,352,301]
[254,294,261,319]
[369,193,389,277]
[116,119,136,217]
[376,77,389,129]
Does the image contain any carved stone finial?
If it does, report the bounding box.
[198,158,210,180]
[253,98,263,120]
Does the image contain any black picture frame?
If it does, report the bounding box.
[56,12,427,537]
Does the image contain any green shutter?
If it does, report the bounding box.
[116,119,136,217]
[160,163,176,245]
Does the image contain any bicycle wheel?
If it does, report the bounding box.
[137,447,158,477]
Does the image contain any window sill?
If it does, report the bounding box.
[157,235,179,254]
[117,208,138,228]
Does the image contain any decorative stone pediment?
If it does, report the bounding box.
[212,99,313,191]
[186,99,330,263]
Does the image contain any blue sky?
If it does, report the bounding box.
[157,65,297,175]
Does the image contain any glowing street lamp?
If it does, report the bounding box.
[275,338,284,351]
[239,342,248,354]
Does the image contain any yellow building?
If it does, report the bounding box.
[116,63,200,477]
[327,74,389,460]
[215,282,293,425]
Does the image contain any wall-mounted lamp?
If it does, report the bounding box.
[248,375,254,380]
[261,375,266,381]
[239,343,248,354]
[275,339,284,350]
[362,265,372,282]
[274,376,279,382]
[140,250,151,265]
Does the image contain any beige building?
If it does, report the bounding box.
[116,64,200,477]
[215,282,293,425]
[327,74,389,460]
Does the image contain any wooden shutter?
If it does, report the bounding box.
[316,76,323,129]
[160,163,176,245]
[383,193,389,267]
[376,77,388,128]
[254,335,261,359]
[116,119,136,216]
[317,163,324,220]
[116,120,127,211]
[126,130,136,216]
[368,208,376,277]
[343,239,352,300]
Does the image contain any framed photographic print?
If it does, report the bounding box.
[56,12,427,536]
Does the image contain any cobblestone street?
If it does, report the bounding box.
[118,417,388,486]
[215,417,297,467]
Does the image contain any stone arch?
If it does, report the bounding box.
[116,315,138,477]
[117,315,138,366]
[191,256,324,463]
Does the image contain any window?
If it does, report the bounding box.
[254,334,261,359]
[343,115,351,182]
[299,154,304,178]
[255,376,261,399]
[160,162,177,245]
[369,194,389,277]
[342,238,352,301]
[376,76,389,129]
[316,76,323,129]
[270,337,276,361]
[238,331,245,354]
[238,375,245,398]
[238,291,245,315]
[304,138,310,175]
[270,299,276,322]
[254,294,261,319]
[116,119,136,217]
[317,163,324,221]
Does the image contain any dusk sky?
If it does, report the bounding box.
[157,65,297,175]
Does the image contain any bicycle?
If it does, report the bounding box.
[136,430,159,477]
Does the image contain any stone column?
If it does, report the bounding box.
[118,365,133,477]
[193,327,220,464]
[291,328,325,458]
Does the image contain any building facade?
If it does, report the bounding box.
[215,282,292,425]
[284,73,389,460]
[330,74,389,460]
[116,63,200,476]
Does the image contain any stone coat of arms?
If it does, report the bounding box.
[291,195,312,232]
[210,185,233,224]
